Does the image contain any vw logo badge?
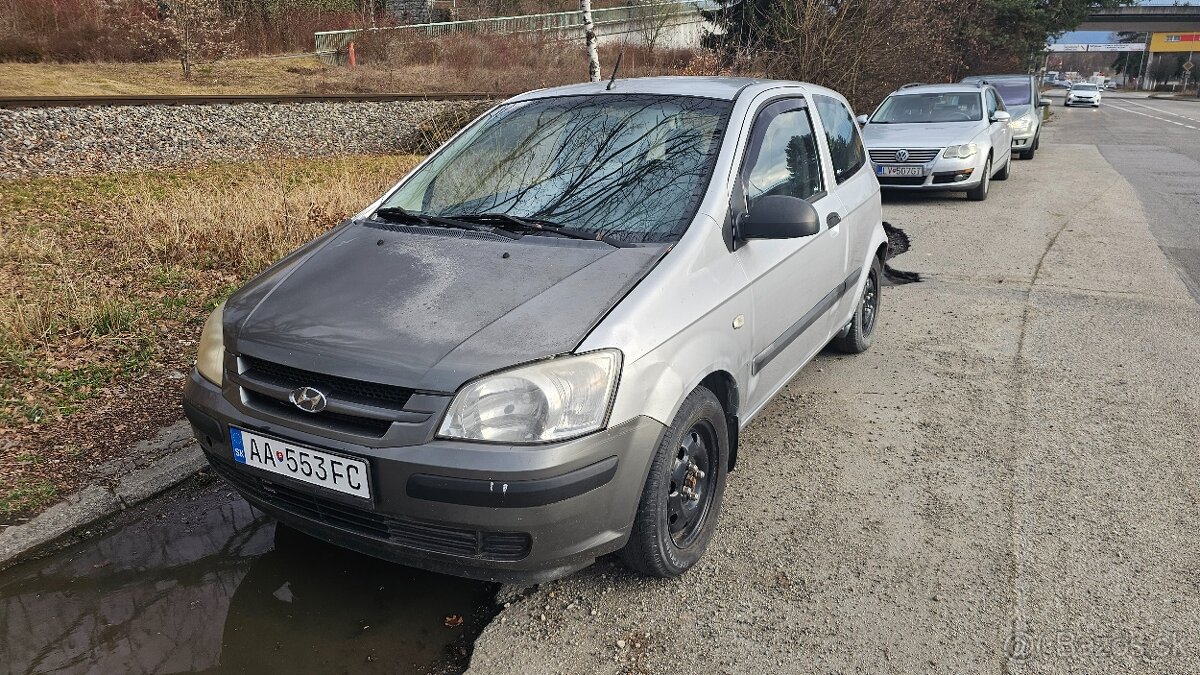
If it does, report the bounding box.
[895,149,910,163]
[289,386,327,413]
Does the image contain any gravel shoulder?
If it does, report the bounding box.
[467,143,1200,673]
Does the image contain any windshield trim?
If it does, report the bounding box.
[374,93,734,245]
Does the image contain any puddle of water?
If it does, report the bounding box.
[0,475,497,675]
[882,222,921,285]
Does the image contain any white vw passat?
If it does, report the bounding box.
[857,83,1013,201]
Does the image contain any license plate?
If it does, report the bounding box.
[230,427,370,499]
[877,165,924,177]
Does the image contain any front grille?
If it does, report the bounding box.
[869,148,942,164]
[242,356,413,408]
[244,390,393,437]
[877,176,927,186]
[212,459,532,561]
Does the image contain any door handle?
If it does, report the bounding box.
[827,212,842,228]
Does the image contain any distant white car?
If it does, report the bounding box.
[1065,83,1101,107]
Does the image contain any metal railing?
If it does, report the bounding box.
[314,0,709,63]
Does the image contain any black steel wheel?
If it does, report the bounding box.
[620,386,729,578]
[831,256,882,354]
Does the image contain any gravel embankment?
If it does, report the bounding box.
[0,100,482,178]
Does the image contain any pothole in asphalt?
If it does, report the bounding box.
[882,222,922,285]
[0,472,498,675]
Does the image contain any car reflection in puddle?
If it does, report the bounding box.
[0,475,497,675]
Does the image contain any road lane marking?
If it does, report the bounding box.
[1104,102,1200,131]
[1117,98,1200,124]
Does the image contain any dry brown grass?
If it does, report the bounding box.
[0,154,420,520]
[0,38,717,97]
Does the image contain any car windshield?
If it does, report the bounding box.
[870,93,983,123]
[1073,84,1098,91]
[992,80,1032,105]
[378,94,731,244]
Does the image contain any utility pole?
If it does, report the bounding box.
[581,0,601,82]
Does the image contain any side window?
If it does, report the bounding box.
[993,89,1006,112]
[813,95,867,184]
[743,102,824,204]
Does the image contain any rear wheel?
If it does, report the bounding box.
[831,256,882,354]
[620,386,728,578]
[966,156,991,201]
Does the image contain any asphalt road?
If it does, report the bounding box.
[468,96,1200,673]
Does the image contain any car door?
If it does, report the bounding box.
[811,93,878,325]
[733,97,848,414]
[985,88,1011,161]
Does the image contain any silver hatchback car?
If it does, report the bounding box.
[184,77,888,583]
[858,83,1013,201]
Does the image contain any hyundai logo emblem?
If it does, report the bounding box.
[289,386,327,413]
[895,149,910,163]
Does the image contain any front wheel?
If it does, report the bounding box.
[620,386,728,578]
[831,256,882,354]
[966,156,991,201]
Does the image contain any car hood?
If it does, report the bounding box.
[861,122,981,148]
[224,222,667,393]
[1069,90,1098,96]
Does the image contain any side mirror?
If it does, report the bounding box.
[1037,98,1051,108]
[855,114,869,126]
[991,110,1011,123]
[740,195,821,240]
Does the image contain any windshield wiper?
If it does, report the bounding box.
[449,212,633,248]
[373,206,520,240]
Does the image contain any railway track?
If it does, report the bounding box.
[0,92,506,109]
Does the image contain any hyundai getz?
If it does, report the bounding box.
[183,77,888,583]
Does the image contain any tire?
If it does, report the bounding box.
[994,155,1011,180]
[966,156,991,201]
[620,386,729,578]
[1018,136,1037,160]
[831,256,882,354]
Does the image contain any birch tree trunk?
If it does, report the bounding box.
[581,0,601,82]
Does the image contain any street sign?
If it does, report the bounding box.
[1184,61,1195,73]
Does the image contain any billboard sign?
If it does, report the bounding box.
[1048,43,1145,52]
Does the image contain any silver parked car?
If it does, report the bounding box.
[961,74,1051,159]
[1065,82,1102,107]
[183,77,888,583]
[857,82,1013,201]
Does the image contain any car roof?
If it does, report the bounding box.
[962,74,1033,82]
[506,76,841,103]
[885,83,985,96]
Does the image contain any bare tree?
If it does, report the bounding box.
[632,0,677,53]
[580,0,600,81]
[101,0,238,79]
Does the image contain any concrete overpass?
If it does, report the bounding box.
[1078,5,1200,33]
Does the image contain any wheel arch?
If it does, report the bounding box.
[697,371,741,473]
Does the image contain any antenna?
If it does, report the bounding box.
[606,51,624,90]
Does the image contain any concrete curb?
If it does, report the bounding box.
[0,420,204,571]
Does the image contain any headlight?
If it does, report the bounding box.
[196,302,225,386]
[943,143,978,159]
[1011,115,1033,132]
[438,350,621,444]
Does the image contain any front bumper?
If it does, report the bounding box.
[183,369,666,583]
[873,158,985,191]
[1065,97,1099,106]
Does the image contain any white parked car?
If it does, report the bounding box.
[857,83,1013,201]
[1065,83,1102,107]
